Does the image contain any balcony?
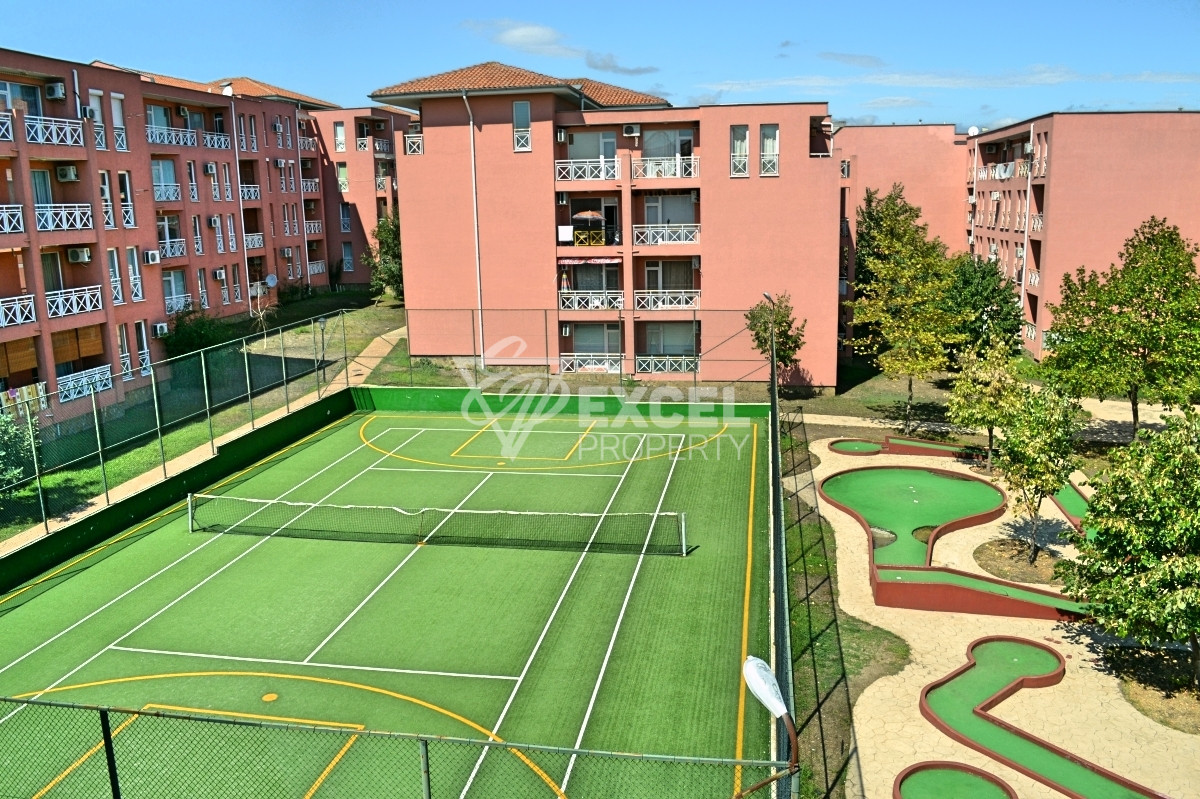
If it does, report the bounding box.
[25,115,84,147]
[153,183,182,202]
[572,228,619,247]
[405,134,423,155]
[0,294,36,327]
[305,220,323,235]
[240,184,261,201]
[635,355,698,373]
[46,285,103,319]
[375,139,392,154]
[1031,213,1044,232]
[0,111,11,141]
[555,159,620,181]
[1028,270,1041,287]
[307,260,326,276]
[158,238,186,259]
[299,136,316,151]
[560,353,621,374]
[559,291,623,311]
[0,205,24,234]
[302,178,319,193]
[35,204,93,232]
[632,156,698,179]
[632,224,700,246]
[357,137,370,151]
[203,131,231,149]
[57,364,113,403]
[1033,156,1048,177]
[376,176,396,191]
[634,290,699,310]
[244,233,264,249]
[0,381,48,415]
[1025,323,1037,340]
[165,293,192,315]
[146,125,197,147]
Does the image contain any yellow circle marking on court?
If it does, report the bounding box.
[262,692,278,702]
[359,415,733,471]
[19,671,567,798]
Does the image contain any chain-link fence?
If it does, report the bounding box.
[0,312,357,544]
[0,696,785,798]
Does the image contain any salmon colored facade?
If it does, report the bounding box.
[373,63,840,386]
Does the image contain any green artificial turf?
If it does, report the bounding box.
[0,410,773,796]
[887,438,971,453]
[1053,482,1089,520]
[925,640,1149,799]
[898,766,1011,799]
[829,440,883,453]
[875,569,1086,613]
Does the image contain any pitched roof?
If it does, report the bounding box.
[89,61,338,109]
[370,62,668,108]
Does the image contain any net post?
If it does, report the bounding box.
[187,493,194,533]
[680,512,687,557]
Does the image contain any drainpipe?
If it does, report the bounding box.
[1019,123,1034,337]
[230,98,250,309]
[462,90,485,368]
[294,102,310,291]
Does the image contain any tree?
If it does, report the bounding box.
[849,184,969,432]
[0,411,35,498]
[995,387,1083,563]
[745,292,806,382]
[365,209,403,302]
[162,307,226,358]
[1043,217,1200,435]
[943,252,1023,357]
[1057,410,1200,687]
[946,335,1023,473]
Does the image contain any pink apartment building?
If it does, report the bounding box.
[371,63,840,386]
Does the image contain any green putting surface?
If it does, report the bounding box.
[888,438,973,453]
[821,468,1003,566]
[1053,482,1089,520]
[898,766,1011,799]
[830,440,883,453]
[876,569,1086,613]
[925,640,1149,799]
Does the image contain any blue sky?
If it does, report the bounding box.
[6,0,1199,129]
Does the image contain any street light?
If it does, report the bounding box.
[736,656,799,797]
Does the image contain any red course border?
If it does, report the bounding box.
[891,760,1018,799]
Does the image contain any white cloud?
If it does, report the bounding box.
[862,96,930,108]
[818,52,886,69]
[585,53,658,76]
[465,19,657,76]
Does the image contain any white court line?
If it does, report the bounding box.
[109,645,518,681]
[302,471,493,664]
[380,426,591,435]
[0,430,421,726]
[561,433,686,791]
[371,466,620,478]
[457,434,651,799]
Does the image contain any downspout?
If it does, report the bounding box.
[294,102,310,291]
[231,98,251,309]
[970,137,978,257]
[462,90,485,368]
[1020,123,1033,330]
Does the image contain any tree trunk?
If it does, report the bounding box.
[986,426,994,474]
[1129,384,1140,440]
[905,375,913,434]
[1191,632,1200,689]
[1027,495,1042,564]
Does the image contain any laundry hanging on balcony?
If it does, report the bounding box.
[556,257,622,265]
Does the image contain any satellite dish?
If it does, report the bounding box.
[967,126,980,137]
[265,274,278,288]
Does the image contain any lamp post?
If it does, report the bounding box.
[317,316,327,383]
[736,656,799,797]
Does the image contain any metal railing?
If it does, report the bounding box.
[1031,213,1044,231]
[337,177,349,191]
[248,133,258,152]
[635,354,699,373]
[307,259,326,276]
[129,272,144,302]
[240,184,261,201]
[376,175,388,191]
[193,234,204,255]
[145,125,197,147]
[302,178,319,193]
[0,294,36,327]
[153,183,181,202]
[203,131,231,149]
[199,288,210,309]
[189,182,199,202]
[1025,322,1037,340]
[0,204,23,233]
[513,127,531,151]
[110,276,124,305]
[0,111,11,141]
[46,285,103,318]
[243,233,264,249]
[299,136,316,150]
[119,350,133,380]
[572,228,618,246]
[35,203,93,231]
[357,137,370,151]
[375,138,392,153]
[760,154,779,176]
[305,220,322,234]
[158,238,186,259]
[341,218,352,232]
[102,202,115,229]
[559,290,623,310]
[56,364,113,403]
[634,290,700,310]
[113,125,128,151]
[165,293,193,315]
[560,352,622,373]
[730,154,749,177]
[632,224,700,245]
[121,202,136,228]
[405,134,423,154]
[24,115,84,146]
[93,121,107,149]
[1028,270,1041,287]
[555,158,620,181]
[633,156,698,179]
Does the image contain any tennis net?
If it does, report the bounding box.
[188,493,687,556]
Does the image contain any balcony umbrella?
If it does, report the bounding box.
[571,209,604,228]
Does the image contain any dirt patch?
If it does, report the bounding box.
[1104,647,1200,735]
[973,537,1063,585]
[870,527,896,549]
[912,526,936,544]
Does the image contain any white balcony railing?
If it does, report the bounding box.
[203,131,231,149]
[145,125,197,147]
[35,203,93,232]
[46,285,103,318]
[634,290,700,310]
[1028,270,1041,287]
[158,238,186,259]
[165,293,193,315]
[375,139,392,153]
[632,224,700,246]
[110,276,124,305]
[305,220,322,235]
[357,137,369,151]
[730,154,748,177]
[559,352,622,374]
[338,178,349,192]
[113,125,128,151]
[635,355,698,373]
[244,233,264,249]
[341,219,351,233]
[121,202,136,228]
[119,351,133,381]
[93,121,107,150]
[248,134,258,152]
[559,291,624,311]
[405,134,423,155]
[555,159,620,181]
[0,205,23,234]
[760,154,779,176]
[632,156,698,179]
[199,288,210,310]
[138,347,151,376]
[0,111,11,142]
[1025,323,1037,340]
[307,260,326,276]
[299,136,316,151]
[1031,213,1044,231]
[153,183,181,202]
[129,272,143,302]
[102,202,115,229]
[302,178,319,193]
[240,184,261,201]
[0,294,36,327]
[193,234,204,255]
[25,115,84,147]
[57,364,113,403]
[376,176,387,191]
[513,128,531,152]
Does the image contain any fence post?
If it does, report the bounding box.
[419,738,432,799]
[342,311,350,389]
[26,399,48,533]
[311,320,320,398]
[98,709,123,799]
[149,365,167,479]
[201,351,216,455]
[244,342,255,429]
[90,390,109,504]
[280,328,291,413]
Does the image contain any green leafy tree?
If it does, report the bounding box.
[849,184,970,432]
[365,209,403,302]
[995,387,1083,563]
[1058,410,1200,687]
[943,252,1023,356]
[745,293,807,382]
[162,308,226,358]
[947,335,1023,473]
[1044,217,1200,435]
[0,411,35,497]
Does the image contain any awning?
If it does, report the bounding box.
[557,257,622,265]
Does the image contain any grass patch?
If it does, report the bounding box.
[1103,646,1200,735]
[972,537,1063,585]
[784,356,952,425]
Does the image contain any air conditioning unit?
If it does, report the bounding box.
[560,323,571,337]
[177,106,188,117]
[143,250,161,265]
[152,322,169,338]
[45,82,66,100]
[1023,142,1034,154]
[984,144,997,154]
[690,189,699,203]
[67,247,92,264]
[214,268,226,281]
[280,247,293,258]
[274,159,286,168]
[207,216,220,227]
[55,165,79,182]
[556,127,567,143]
[556,191,569,206]
[203,162,217,175]
[408,122,421,134]
[80,107,96,120]
[621,124,641,138]
[272,122,284,133]
[374,121,385,131]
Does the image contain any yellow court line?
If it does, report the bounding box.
[305,734,360,798]
[561,420,597,461]
[733,423,759,795]
[32,712,139,799]
[370,411,756,429]
[143,703,364,730]
[0,415,351,610]
[449,417,496,457]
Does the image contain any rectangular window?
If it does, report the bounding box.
[340,202,351,232]
[759,125,779,176]
[222,163,232,201]
[342,242,354,272]
[336,162,348,192]
[513,101,531,152]
[126,247,144,302]
[334,121,345,152]
[730,126,749,177]
[147,105,170,128]
[151,159,176,186]
[227,215,237,252]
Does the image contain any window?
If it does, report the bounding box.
[342,242,354,271]
[337,162,348,192]
[117,324,132,379]
[513,101,531,151]
[248,115,258,151]
[0,81,43,115]
[162,269,187,298]
[759,125,779,176]
[151,159,176,186]
[107,248,124,305]
[222,163,232,201]
[118,172,134,227]
[191,215,203,255]
[146,105,170,128]
[340,202,351,232]
[334,121,345,152]
[213,112,225,135]
[839,160,850,179]
[30,170,52,205]
[126,247,144,302]
[730,126,748,177]
[572,323,621,354]
[227,215,237,252]
[157,214,181,245]
[645,261,694,291]
[41,252,64,293]
[644,322,696,355]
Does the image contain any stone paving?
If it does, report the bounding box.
[811,440,1200,799]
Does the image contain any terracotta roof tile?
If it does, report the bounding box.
[210,77,339,110]
[562,78,667,108]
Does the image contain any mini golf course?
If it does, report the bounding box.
[894,762,1015,799]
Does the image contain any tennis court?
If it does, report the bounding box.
[0,393,775,797]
